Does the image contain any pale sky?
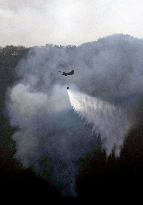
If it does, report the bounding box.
[0,0,143,46]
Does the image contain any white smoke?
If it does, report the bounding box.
[7,34,143,195]
[7,82,96,196]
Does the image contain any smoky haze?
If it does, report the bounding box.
[7,34,143,195]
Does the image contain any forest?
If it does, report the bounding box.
[0,45,143,203]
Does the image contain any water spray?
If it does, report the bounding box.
[68,88,131,156]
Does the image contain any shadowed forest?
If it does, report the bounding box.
[0,46,143,203]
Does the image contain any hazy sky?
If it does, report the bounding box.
[0,0,143,46]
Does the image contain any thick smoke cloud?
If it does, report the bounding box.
[7,34,143,195]
[8,83,96,196]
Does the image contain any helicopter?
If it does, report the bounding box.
[59,69,74,76]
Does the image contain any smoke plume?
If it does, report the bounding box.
[7,34,143,195]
